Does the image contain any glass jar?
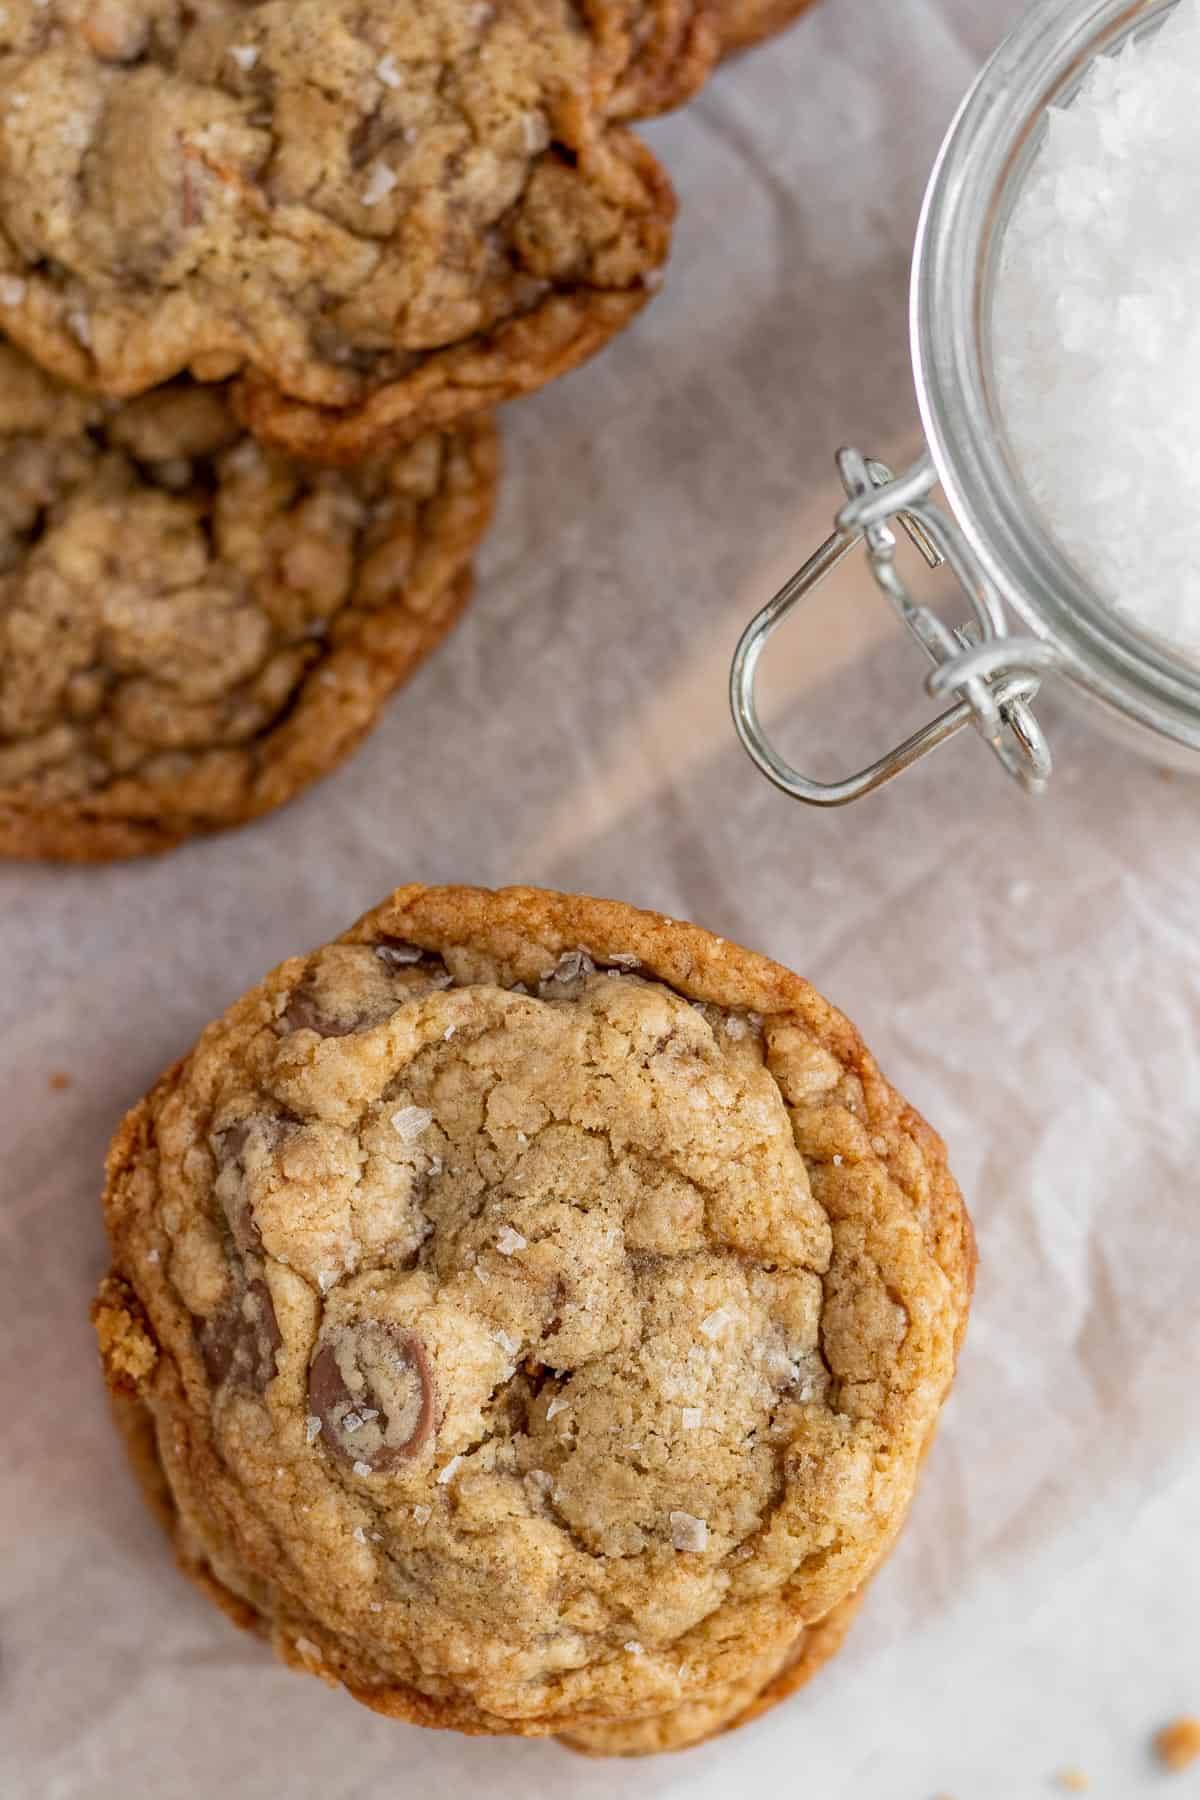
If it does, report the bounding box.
[730,0,1200,807]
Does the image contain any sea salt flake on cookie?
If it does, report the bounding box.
[669,1512,708,1553]
[362,162,398,208]
[699,1307,734,1340]
[392,1106,433,1143]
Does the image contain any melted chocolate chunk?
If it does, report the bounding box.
[308,1322,435,1471]
[197,1278,281,1393]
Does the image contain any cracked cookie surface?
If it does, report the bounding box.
[0,343,496,859]
[0,0,678,458]
[95,884,974,1743]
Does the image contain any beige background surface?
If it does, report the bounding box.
[4,3,1199,1795]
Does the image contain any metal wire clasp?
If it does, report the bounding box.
[730,448,1060,806]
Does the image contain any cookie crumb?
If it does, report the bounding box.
[48,1070,72,1090]
[1056,1771,1089,1792]
[681,1407,702,1431]
[1156,1718,1200,1771]
[0,274,26,305]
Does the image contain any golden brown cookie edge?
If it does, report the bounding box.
[0,418,498,861]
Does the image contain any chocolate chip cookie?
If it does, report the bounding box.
[94,885,974,1748]
[0,343,497,859]
[0,0,677,461]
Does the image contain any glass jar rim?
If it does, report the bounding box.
[911,0,1200,747]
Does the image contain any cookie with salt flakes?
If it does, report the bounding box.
[95,884,973,1750]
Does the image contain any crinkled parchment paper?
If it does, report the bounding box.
[4,4,1199,1795]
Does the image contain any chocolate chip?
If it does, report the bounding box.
[197,1278,282,1393]
[281,989,362,1037]
[308,1323,435,1471]
[212,1118,280,1255]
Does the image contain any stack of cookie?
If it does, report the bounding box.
[0,0,814,859]
[95,884,974,1755]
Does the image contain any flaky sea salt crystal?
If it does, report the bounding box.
[832,1154,843,1167]
[361,161,398,207]
[305,1415,323,1443]
[353,1459,374,1478]
[436,1455,464,1485]
[0,275,25,306]
[392,1105,433,1143]
[146,1249,160,1264]
[376,53,401,86]
[494,1328,519,1357]
[495,1225,526,1255]
[370,1601,383,1612]
[699,1307,732,1340]
[413,1504,432,1524]
[317,1269,337,1294]
[472,1263,490,1286]
[295,1637,322,1661]
[624,1641,644,1655]
[993,0,1200,653]
[353,1526,367,1544]
[546,1395,569,1421]
[229,44,258,70]
[669,1511,708,1553]
[681,1407,702,1431]
[521,111,547,153]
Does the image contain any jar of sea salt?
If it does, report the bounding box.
[731,0,1200,806]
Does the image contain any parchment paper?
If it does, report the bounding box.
[5,4,1200,1796]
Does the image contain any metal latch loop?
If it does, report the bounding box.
[729,448,1060,807]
